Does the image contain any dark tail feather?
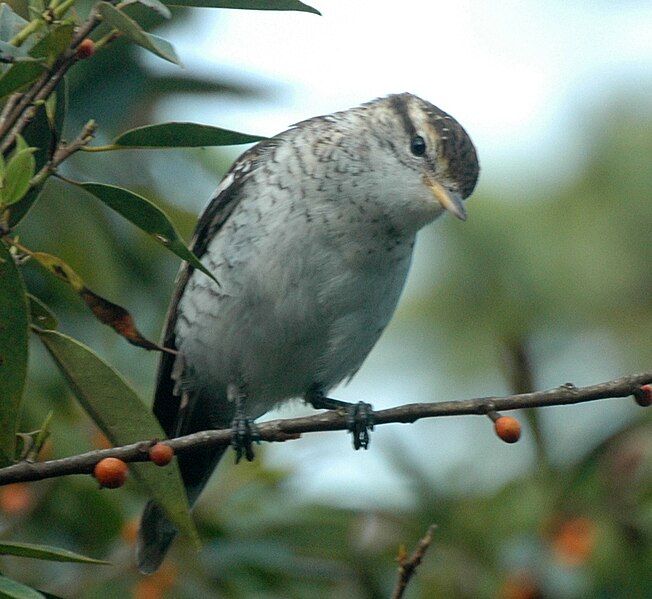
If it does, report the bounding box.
[136,443,228,574]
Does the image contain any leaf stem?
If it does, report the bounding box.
[9,18,46,48]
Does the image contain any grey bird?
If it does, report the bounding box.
[137,92,479,573]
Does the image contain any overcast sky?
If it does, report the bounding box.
[154,0,652,191]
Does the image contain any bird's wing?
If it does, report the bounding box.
[152,142,273,435]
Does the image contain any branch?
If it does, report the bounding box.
[0,372,649,486]
[29,119,97,188]
[0,6,103,153]
[391,524,437,599]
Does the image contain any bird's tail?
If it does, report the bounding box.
[136,443,228,574]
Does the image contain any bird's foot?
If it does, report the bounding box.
[228,382,259,463]
[230,415,260,463]
[306,388,374,450]
[346,401,374,450]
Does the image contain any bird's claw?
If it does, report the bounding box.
[231,416,260,463]
[346,401,374,450]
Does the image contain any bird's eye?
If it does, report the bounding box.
[410,135,426,156]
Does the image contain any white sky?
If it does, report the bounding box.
[154,0,652,192]
[149,1,652,507]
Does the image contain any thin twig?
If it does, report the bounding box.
[0,6,103,152]
[29,119,97,188]
[391,525,437,599]
[0,372,649,486]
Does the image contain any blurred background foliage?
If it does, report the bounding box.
[0,2,650,598]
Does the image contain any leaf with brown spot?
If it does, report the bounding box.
[29,252,170,352]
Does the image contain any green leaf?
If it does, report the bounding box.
[6,185,41,226]
[0,576,44,599]
[0,541,109,564]
[77,182,219,285]
[28,22,73,64]
[98,3,180,65]
[122,0,171,19]
[27,293,57,330]
[0,240,29,466]
[1,147,36,207]
[0,4,28,43]
[163,0,320,14]
[113,122,264,148]
[0,60,44,99]
[36,329,199,546]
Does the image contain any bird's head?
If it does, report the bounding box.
[361,93,479,229]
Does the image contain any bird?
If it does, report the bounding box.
[136,92,479,573]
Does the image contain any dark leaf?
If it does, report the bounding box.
[98,3,180,65]
[29,23,74,65]
[36,329,199,545]
[113,122,264,148]
[0,240,29,466]
[0,576,44,599]
[0,61,44,99]
[77,182,219,285]
[27,293,57,329]
[0,541,109,564]
[6,185,42,226]
[163,0,321,15]
[30,251,168,351]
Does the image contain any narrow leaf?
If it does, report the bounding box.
[0,61,44,99]
[0,576,44,599]
[36,329,199,545]
[113,122,264,148]
[0,240,29,466]
[6,96,63,226]
[98,3,180,65]
[77,182,219,285]
[0,541,109,564]
[163,0,320,14]
[29,252,168,351]
[2,147,36,206]
[27,294,57,330]
[28,22,73,64]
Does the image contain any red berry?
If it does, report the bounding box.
[634,384,652,407]
[93,457,128,488]
[149,443,174,466]
[495,416,521,443]
[76,38,95,59]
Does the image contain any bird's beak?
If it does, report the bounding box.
[426,177,467,221]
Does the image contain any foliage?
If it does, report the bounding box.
[0,0,317,595]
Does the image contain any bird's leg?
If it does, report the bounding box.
[228,382,259,463]
[305,386,374,450]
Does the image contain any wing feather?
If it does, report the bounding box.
[152,142,273,434]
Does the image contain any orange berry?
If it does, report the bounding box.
[149,443,174,466]
[551,517,596,566]
[494,416,521,443]
[0,483,33,515]
[76,38,95,59]
[120,518,139,544]
[93,457,128,488]
[634,384,652,407]
[499,572,539,599]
